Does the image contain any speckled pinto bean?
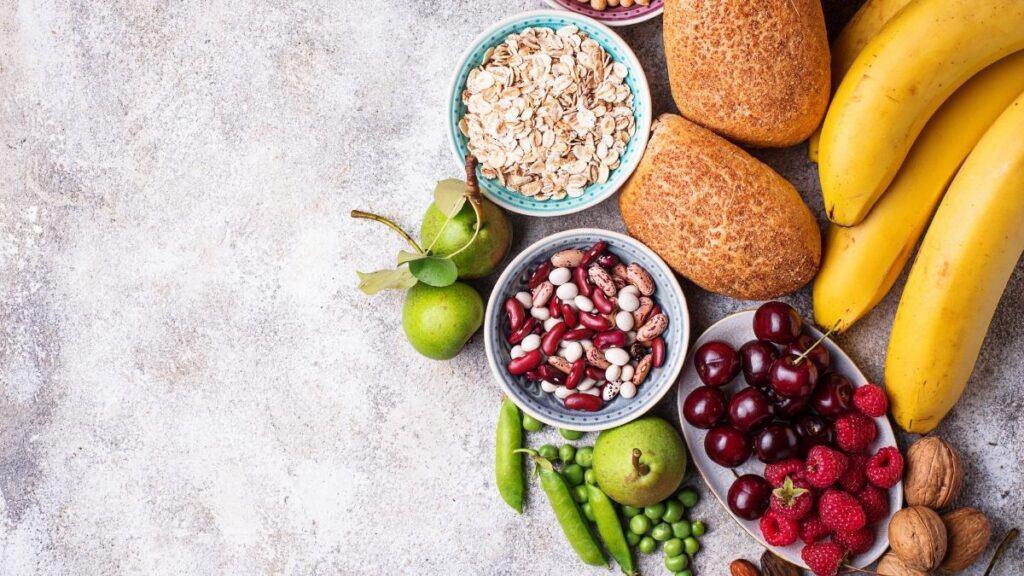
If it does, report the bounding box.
[532,281,554,307]
[588,265,617,297]
[637,313,668,342]
[547,355,572,374]
[626,263,655,296]
[632,354,652,386]
[550,249,584,268]
[586,346,611,369]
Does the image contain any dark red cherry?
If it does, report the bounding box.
[683,386,728,429]
[694,341,741,387]
[795,414,834,455]
[727,474,772,520]
[728,387,773,432]
[753,302,803,344]
[753,422,800,463]
[783,334,831,374]
[771,391,811,419]
[739,340,779,389]
[769,355,818,398]
[811,373,854,417]
[704,425,752,468]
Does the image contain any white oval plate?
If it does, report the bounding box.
[675,311,901,570]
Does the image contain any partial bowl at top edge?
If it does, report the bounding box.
[542,0,664,27]
[447,10,652,217]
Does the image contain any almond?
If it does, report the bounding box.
[729,559,761,576]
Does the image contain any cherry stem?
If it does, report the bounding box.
[631,448,650,477]
[445,155,485,260]
[983,527,1019,576]
[350,210,424,254]
[794,321,840,366]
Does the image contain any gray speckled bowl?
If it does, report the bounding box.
[484,228,690,431]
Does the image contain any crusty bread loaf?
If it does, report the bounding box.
[619,114,821,300]
[663,0,830,147]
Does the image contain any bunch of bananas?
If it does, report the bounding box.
[810,0,1024,433]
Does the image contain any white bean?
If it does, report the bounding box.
[618,292,640,312]
[521,334,541,352]
[531,306,550,321]
[515,291,533,308]
[579,339,594,350]
[604,347,630,366]
[620,364,635,382]
[615,310,635,331]
[541,380,558,393]
[556,282,579,301]
[605,364,622,382]
[554,385,573,399]
[618,285,639,297]
[543,317,562,331]
[619,381,637,399]
[582,387,600,397]
[578,377,597,391]
[561,341,584,362]
[574,295,595,312]
[548,267,572,286]
[511,345,526,359]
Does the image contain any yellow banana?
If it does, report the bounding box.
[818,0,1024,226]
[885,93,1024,434]
[808,0,912,162]
[813,52,1024,332]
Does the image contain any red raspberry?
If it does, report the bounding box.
[837,454,867,493]
[760,510,799,546]
[819,489,867,532]
[801,542,847,576]
[765,458,805,487]
[866,446,904,488]
[856,484,891,524]
[798,511,831,544]
[805,445,849,489]
[834,413,877,454]
[770,476,814,520]
[852,383,888,417]
[834,527,876,555]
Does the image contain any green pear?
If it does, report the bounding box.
[402,282,483,360]
[420,198,511,279]
[592,416,687,507]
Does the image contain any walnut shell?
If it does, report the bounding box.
[877,552,931,576]
[939,508,991,572]
[889,506,948,571]
[905,437,963,509]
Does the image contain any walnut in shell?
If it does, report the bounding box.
[889,506,948,571]
[939,507,991,572]
[877,552,930,576]
[904,436,963,509]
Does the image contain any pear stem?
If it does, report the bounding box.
[350,210,423,254]
[445,155,486,260]
[795,321,840,366]
[631,448,650,477]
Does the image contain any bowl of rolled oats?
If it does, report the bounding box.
[448,10,652,217]
[543,0,663,27]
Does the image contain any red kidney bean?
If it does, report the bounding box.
[561,304,578,328]
[505,297,525,332]
[651,337,666,368]
[565,359,585,390]
[596,252,620,268]
[507,317,537,344]
[538,364,565,384]
[592,289,614,314]
[563,327,594,341]
[573,266,592,297]
[586,366,606,381]
[593,330,627,350]
[528,261,552,289]
[650,304,662,318]
[508,349,542,375]
[580,241,607,266]
[549,296,562,319]
[579,313,611,331]
[541,322,569,356]
[564,393,603,411]
[524,369,543,382]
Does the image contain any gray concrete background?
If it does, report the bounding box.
[1,1,1021,574]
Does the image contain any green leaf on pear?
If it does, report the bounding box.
[409,256,458,287]
[433,178,467,218]
[397,250,427,265]
[356,268,418,295]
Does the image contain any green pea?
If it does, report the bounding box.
[651,522,673,542]
[521,413,544,432]
[622,505,642,518]
[662,499,684,523]
[691,520,706,537]
[638,536,656,554]
[575,446,594,468]
[628,514,651,535]
[683,536,700,555]
[677,488,699,508]
[582,502,596,522]
[663,538,684,557]
[626,531,641,546]
[538,444,559,461]
[560,428,584,441]
[676,571,693,576]
[562,464,585,487]
[559,444,576,463]
[665,555,688,572]
[643,502,666,521]
[671,520,691,539]
[584,469,597,485]
[572,484,589,503]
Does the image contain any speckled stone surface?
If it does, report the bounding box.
[1,1,1021,574]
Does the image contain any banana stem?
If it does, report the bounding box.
[350,210,424,254]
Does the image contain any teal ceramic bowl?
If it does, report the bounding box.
[447,10,652,217]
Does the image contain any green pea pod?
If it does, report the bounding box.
[587,485,636,575]
[517,450,606,567]
[495,398,525,512]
